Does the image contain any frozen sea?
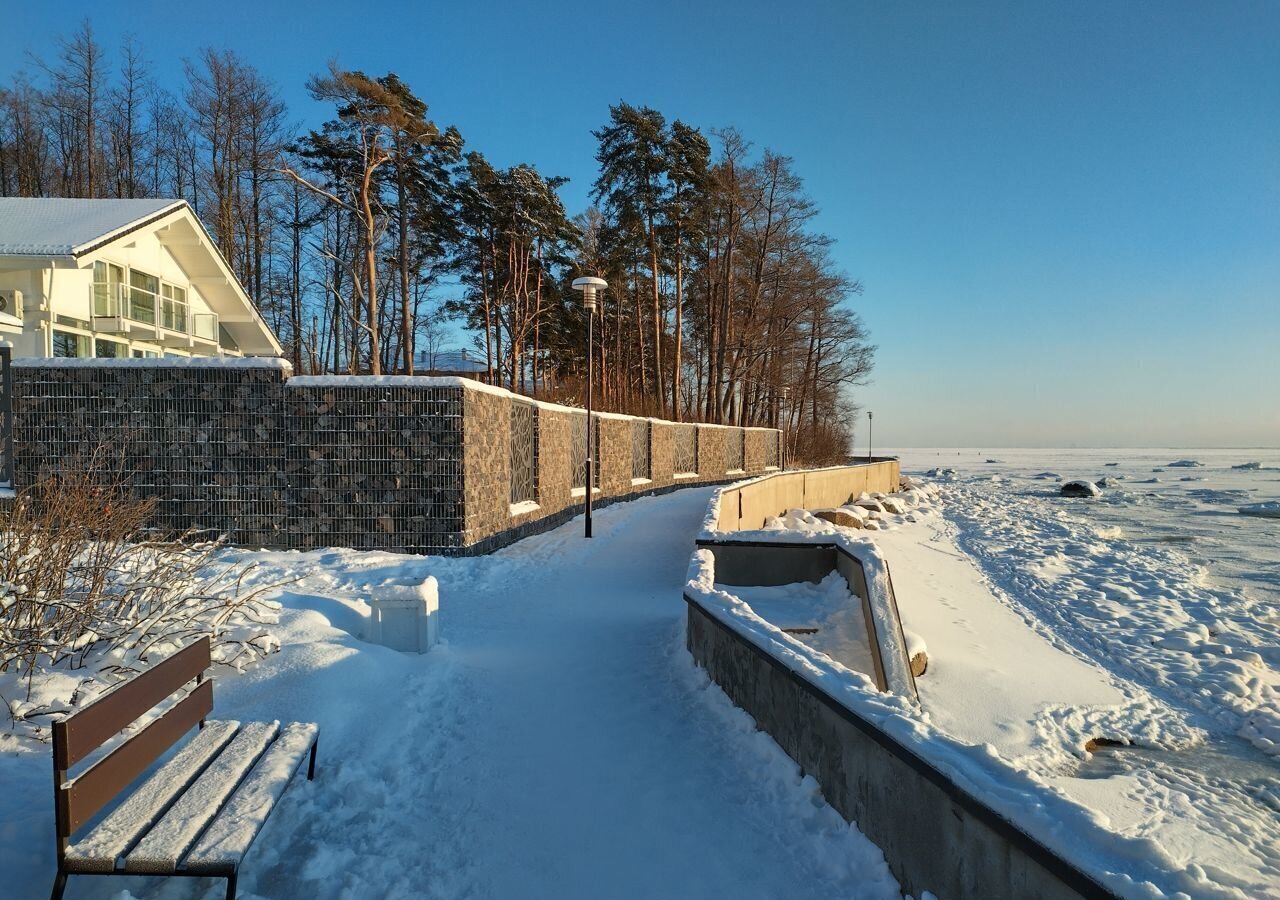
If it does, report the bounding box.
[891,447,1280,615]
[888,448,1280,897]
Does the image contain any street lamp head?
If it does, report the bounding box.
[572,276,607,312]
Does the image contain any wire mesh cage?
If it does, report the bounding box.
[673,425,697,475]
[285,382,465,552]
[631,419,651,480]
[12,363,289,544]
[510,401,538,504]
[0,345,12,487]
[726,429,745,471]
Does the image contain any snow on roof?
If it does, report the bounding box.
[12,356,292,370]
[0,198,183,257]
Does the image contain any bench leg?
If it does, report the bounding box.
[226,872,238,900]
[308,738,318,780]
[49,870,67,900]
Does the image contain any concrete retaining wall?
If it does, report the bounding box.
[685,596,1117,900]
[715,460,901,532]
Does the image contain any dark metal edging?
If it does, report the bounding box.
[683,592,1121,900]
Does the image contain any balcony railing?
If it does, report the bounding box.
[92,282,125,318]
[91,285,217,341]
[191,312,218,341]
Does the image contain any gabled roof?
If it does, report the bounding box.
[0,198,184,257]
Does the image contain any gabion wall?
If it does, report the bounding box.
[12,360,288,546]
[11,360,783,556]
[286,380,465,553]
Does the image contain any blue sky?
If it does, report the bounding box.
[4,1,1277,447]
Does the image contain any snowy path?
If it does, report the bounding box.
[0,488,899,900]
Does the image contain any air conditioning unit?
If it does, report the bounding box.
[0,289,23,319]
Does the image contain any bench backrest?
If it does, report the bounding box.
[52,637,212,850]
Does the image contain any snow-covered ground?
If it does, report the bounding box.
[0,488,902,900]
[880,449,1280,898]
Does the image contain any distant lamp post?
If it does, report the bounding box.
[572,276,607,538]
[867,410,873,463]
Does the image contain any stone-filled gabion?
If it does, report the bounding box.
[286,380,465,552]
[12,359,289,546]
[10,361,783,556]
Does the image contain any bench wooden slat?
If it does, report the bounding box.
[60,680,214,835]
[182,723,318,875]
[63,720,240,874]
[123,721,278,875]
[55,638,211,769]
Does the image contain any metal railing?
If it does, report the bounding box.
[510,402,537,505]
[674,425,697,475]
[765,431,780,469]
[726,430,745,471]
[631,420,651,480]
[191,313,218,342]
[570,413,600,490]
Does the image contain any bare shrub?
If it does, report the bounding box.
[789,419,853,468]
[0,453,282,738]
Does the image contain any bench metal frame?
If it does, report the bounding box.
[50,637,318,900]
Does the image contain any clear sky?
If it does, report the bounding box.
[4,1,1277,447]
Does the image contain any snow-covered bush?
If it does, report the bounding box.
[0,461,281,740]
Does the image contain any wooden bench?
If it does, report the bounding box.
[50,636,318,900]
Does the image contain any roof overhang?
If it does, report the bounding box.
[87,204,281,355]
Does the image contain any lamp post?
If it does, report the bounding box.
[867,410,873,464]
[572,276,607,538]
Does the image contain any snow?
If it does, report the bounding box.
[0,197,181,256]
[0,488,901,900]
[876,448,1280,897]
[716,573,879,683]
[3,450,1274,898]
[12,356,292,370]
[1166,459,1204,468]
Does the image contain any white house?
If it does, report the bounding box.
[0,198,281,359]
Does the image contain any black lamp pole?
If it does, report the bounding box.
[867,410,873,463]
[585,305,594,538]
[572,277,607,538]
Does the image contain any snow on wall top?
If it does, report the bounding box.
[11,360,778,433]
[0,198,183,256]
[287,373,780,430]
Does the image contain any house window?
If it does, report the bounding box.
[131,348,160,358]
[94,339,126,358]
[92,261,125,316]
[129,269,158,324]
[161,283,188,332]
[52,330,90,358]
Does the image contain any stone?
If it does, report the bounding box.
[813,508,863,528]
[910,651,929,677]
[1060,480,1101,498]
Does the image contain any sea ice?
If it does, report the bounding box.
[1238,501,1280,519]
